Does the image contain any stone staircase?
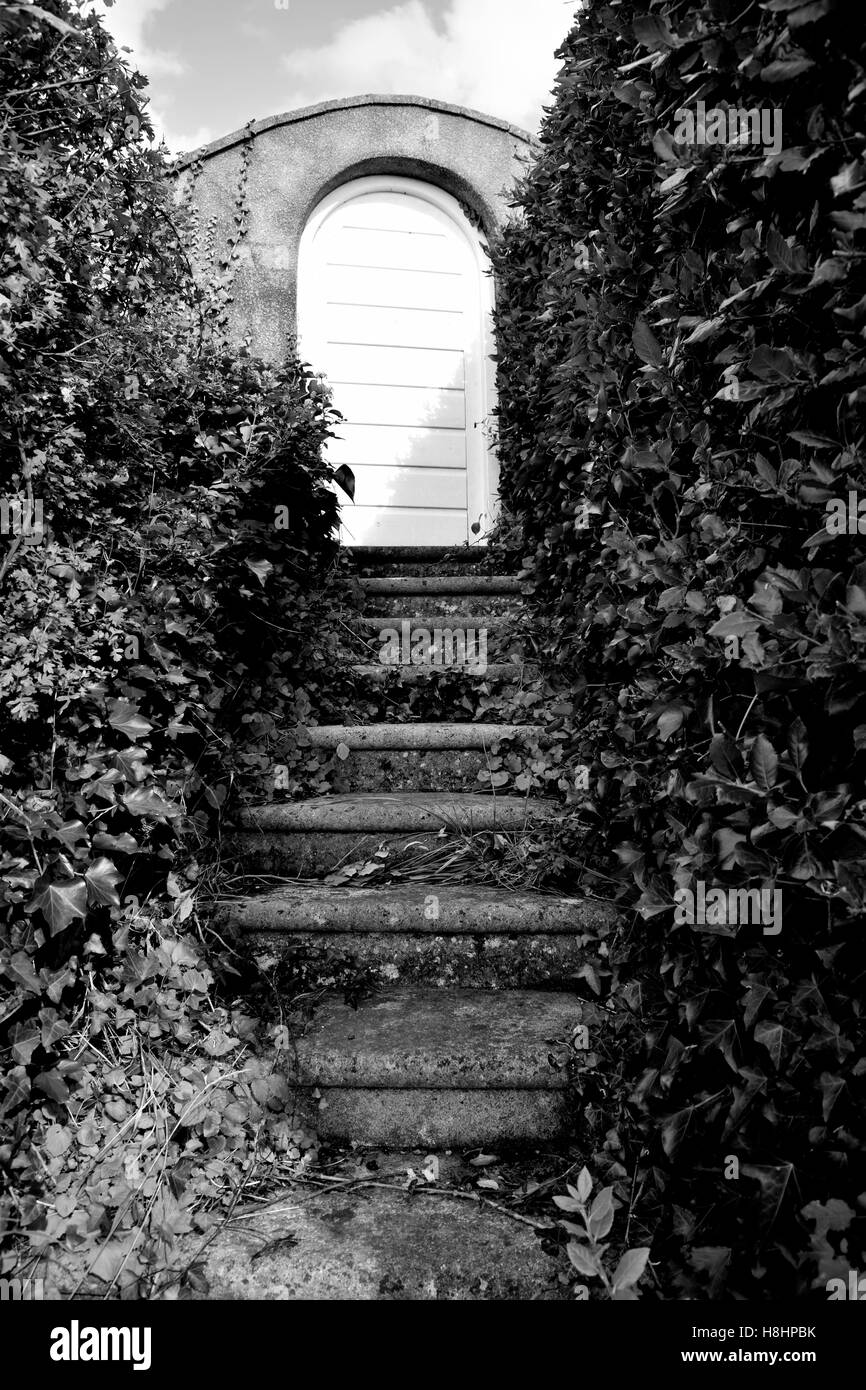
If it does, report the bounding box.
[218,546,615,1151]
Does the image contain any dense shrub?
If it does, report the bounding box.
[493,0,866,1297]
[0,1,343,1142]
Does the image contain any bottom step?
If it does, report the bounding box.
[177,1186,567,1300]
[302,1087,573,1148]
[287,987,594,1146]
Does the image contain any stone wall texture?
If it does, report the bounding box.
[174,95,538,359]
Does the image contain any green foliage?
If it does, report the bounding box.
[554,1165,651,1299]
[493,0,866,1296]
[0,0,348,1266]
[1,903,320,1297]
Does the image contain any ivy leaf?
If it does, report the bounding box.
[90,1240,143,1286]
[4,950,41,993]
[0,1069,31,1117]
[203,1028,239,1057]
[662,1106,693,1157]
[10,1021,40,1065]
[245,558,273,587]
[85,857,123,907]
[754,1020,790,1068]
[55,820,88,850]
[818,1071,844,1121]
[27,879,87,935]
[740,1163,794,1231]
[742,984,772,1030]
[123,787,181,818]
[92,831,140,854]
[34,1069,71,1103]
[107,699,152,742]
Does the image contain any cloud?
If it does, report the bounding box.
[92,0,185,78]
[149,112,218,154]
[280,0,575,134]
[88,1,213,150]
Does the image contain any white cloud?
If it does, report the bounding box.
[92,0,185,78]
[280,0,575,134]
[149,112,218,154]
[88,1,214,150]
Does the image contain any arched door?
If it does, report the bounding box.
[298,176,498,547]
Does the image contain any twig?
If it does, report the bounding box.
[735,693,758,742]
[0,534,22,586]
[245,1172,555,1231]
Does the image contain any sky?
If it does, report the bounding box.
[90,0,579,153]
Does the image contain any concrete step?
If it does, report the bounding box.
[354,615,526,634]
[359,576,523,597]
[286,987,595,1145]
[180,1185,566,1300]
[348,545,509,576]
[260,932,588,988]
[362,593,523,618]
[350,663,538,686]
[237,793,555,834]
[220,882,611,934]
[301,724,545,751]
[307,748,524,794]
[218,883,614,988]
[341,615,532,659]
[231,792,557,875]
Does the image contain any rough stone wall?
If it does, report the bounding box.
[173,95,538,359]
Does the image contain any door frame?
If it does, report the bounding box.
[297,174,499,543]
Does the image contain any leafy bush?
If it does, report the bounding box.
[493,0,866,1297]
[0,0,344,1208]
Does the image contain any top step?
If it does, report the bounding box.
[347,546,505,575]
[358,576,523,597]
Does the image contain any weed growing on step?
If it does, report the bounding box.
[554,1167,651,1300]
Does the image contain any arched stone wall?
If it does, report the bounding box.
[174,95,537,360]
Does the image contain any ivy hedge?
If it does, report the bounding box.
[0,0,352,1265]
[492,0,866,1297]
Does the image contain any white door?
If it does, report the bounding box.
[298,177,498,547]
